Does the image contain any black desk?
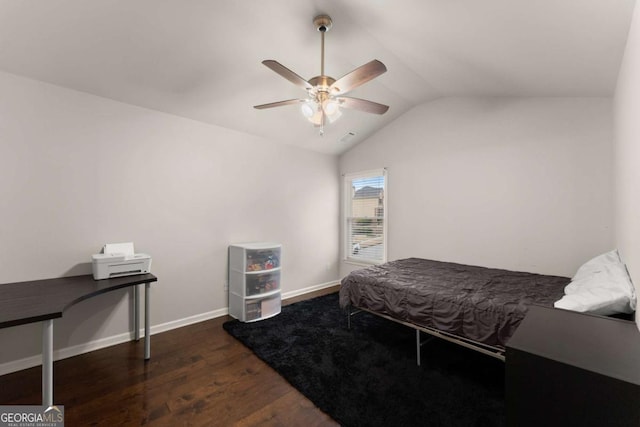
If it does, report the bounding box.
[0,273,157,406]
[506,305,640,426]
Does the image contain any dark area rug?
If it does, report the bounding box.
[223,293,505,427]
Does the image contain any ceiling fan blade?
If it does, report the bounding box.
[329,59,387,95]
[337,97,389,114]
[254,99,305,110]
[262,60,313,91]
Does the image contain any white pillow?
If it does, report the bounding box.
[554,287,632,316]
[570,249,622,282]
[554,249,636,315]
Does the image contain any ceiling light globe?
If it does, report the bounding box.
[323,100,339,116]
[301,103,315,118]
[310,111,323,125]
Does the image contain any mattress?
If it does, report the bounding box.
[339,258,569,348]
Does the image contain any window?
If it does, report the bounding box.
[343,169,387,265]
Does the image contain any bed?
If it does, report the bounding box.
[339,258,570,362]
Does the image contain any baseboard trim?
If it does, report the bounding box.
[0,331,136,377]
[150,307,230,336]
[0,281,339,376]
[281,280,340,300]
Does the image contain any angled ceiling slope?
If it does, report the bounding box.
[0,0,635,155]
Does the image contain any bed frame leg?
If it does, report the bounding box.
[346,305,362,331]
[416,329,421,366]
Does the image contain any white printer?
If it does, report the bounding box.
[92,242,152,280]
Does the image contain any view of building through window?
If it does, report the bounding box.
[345,171,386,264]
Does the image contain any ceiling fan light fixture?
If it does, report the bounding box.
[301,98,341,128]
[325,104,342,124]
[322,99,339,115]
[300,101,322,125]
[309,110,323,126]
[301,102,315,118]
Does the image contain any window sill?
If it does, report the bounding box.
[343,259,385,267]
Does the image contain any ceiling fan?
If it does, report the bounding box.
[254,15,389,135]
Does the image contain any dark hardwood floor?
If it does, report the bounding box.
[0,286,340,426]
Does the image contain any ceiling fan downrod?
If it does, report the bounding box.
[314,15,332,77]
[314,15,332,136]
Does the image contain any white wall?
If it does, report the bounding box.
[340,97,613,278]
[0,71,339,370]
[614,2,640,331]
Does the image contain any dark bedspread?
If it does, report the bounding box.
[339,258,569,348]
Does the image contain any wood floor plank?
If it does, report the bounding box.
[0,287,340,426]
[232,390,336,427]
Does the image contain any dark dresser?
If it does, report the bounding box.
[506,305,640,427]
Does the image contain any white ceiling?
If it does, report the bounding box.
[0,0,635,155]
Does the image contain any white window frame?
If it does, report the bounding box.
[342,168,387,265]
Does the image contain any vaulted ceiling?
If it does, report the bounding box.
[0,0,635,154]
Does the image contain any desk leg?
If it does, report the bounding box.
[144,282,150,360]
[134,285,140,341]
[42,320,53,407]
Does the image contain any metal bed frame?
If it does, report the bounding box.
[347,305,506,364]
